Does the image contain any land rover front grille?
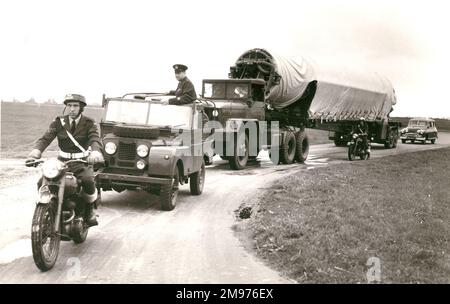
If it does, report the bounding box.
[118,142,136,160]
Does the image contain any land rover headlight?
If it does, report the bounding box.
[105,142,117,155]
[136,160,146,170]
[42,159,64,179]
[212,109,219,117]
[137,144,149,157]
[353,133,358,139]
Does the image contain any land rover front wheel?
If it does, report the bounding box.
[190,161,205,195]
[160,167,180,211]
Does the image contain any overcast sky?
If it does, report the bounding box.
[1,0,449,117]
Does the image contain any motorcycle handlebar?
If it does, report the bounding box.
[25,158,100,168]
[25,159,44,167]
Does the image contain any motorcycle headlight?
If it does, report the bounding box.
[353,133,358,139]
[42,159,64,179]
[105,142,117,155]
[137,144,149,157]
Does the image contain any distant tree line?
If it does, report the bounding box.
[1,98,101,107]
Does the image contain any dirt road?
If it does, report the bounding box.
[1,133,449,283]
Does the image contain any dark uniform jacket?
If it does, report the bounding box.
[34,115,102,153]
[168,77,197,105]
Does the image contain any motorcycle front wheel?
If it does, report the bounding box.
[348,145,356,161]
[31,203,60,271]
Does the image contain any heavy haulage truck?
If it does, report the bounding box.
[200,48,399,170]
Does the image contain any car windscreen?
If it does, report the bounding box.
[203,82,249,99]
[408,120,427,127]
[105,100,192,128]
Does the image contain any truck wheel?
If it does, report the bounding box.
[384,140,392,149]
[190,161,205,195]
[334,138,347,147]
[160,167,180,211]
[295,130,309,163]
[431,139,436,144]
[280,131,296,164]
[401,139,406,144]
[229,133,249,170]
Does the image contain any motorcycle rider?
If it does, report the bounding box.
[26,94,104,226]
[353,117,370,153]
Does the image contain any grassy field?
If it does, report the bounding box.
[1,102,103,158]
[241,148,450,283]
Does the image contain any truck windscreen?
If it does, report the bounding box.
[203,82,249,99]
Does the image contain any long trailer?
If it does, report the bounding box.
[308,65,400,148]
[201,48,400,170]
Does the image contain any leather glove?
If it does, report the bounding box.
[87,150,105,165]
[25,158,37,167]
[28,149,42,159]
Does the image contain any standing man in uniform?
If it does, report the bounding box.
[166,64,197,105]
[26,94,104,226]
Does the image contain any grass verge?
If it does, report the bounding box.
[241,148,450,283]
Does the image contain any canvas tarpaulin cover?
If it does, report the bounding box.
[264,53,317,109]
[309,66,397,121]
[232,49,397,121]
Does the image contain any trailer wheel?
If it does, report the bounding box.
[280,131,296,164]
[392,136,398,148]
[229,132,249,170]
[295,130,309,163]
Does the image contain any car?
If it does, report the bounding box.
[95,93,214,211]
[400,117,438,144]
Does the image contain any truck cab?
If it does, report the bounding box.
[201,79,266,125]
[96,93,212,211]
[200,79,311,170]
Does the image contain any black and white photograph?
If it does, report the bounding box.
[0,0,449,293]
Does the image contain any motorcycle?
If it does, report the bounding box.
[348,132,371,161]
[25,158,98,271]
